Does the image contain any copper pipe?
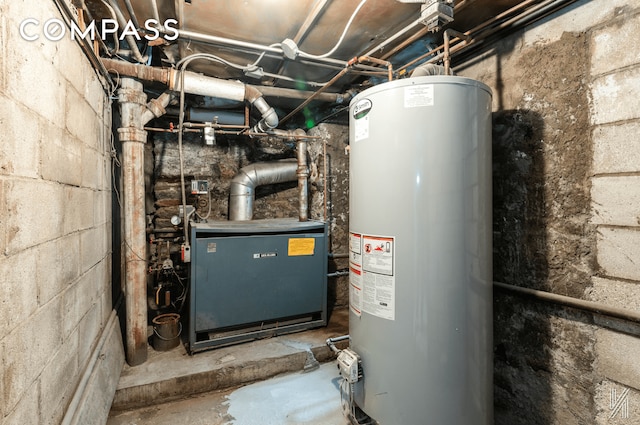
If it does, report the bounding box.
[358,56,393,81]
[380,25,431,62]
[398,0,540,73]
[378,0,482,63]
[279,57,358,126]
[443,29,470,75]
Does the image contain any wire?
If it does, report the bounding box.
[298,0,368,60]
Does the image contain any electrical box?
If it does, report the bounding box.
[188,218,328,353]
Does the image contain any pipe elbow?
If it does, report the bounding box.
[229,168,257,195]
[245,87,279,132]
[251,96,279,133]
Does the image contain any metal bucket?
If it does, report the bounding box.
[152,313,182,351]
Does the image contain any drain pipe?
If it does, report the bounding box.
[118,78,173,366]
[229,160,299,221]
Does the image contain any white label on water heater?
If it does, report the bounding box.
[404,84,434,108]
[350,233,396,321]
[352,99,372,142]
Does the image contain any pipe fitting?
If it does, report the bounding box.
[249,96,279,133]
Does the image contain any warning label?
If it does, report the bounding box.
[349,232,395,321]
[362,235,393,276]
[288,237,315,256]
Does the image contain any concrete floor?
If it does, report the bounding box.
[107,363,349,425]
[108,308,349,424]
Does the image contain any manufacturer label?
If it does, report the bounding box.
[353,99,372,143]
[253,252,277,259]
[352,99,372,119]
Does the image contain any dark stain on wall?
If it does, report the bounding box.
[492,32,596,425]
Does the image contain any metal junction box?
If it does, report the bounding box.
[188,219,328,353]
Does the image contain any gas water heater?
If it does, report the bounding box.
[346,75,493,424]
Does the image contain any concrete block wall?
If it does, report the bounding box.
[459,0,640,423]
[0,1,123,424]
[587,4,640,424]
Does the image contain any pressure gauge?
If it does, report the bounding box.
[170,215,181,226]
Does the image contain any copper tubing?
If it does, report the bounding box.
[443,29,470,75]
[358,56,393,81]
[279,56,358,126]
[398,0,540,73]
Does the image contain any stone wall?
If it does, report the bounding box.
[458,0,640,422]
[0,2,122,424]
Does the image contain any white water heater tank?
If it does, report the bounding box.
[348,75,493,424]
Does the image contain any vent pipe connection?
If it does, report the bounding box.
[229,160,299,221]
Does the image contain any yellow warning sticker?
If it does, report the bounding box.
[288,238,315,256]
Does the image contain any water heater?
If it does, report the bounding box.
[347,75,493,424]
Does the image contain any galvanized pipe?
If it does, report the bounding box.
[228,160,298,221]
[495,281,640,324]
[122,0,140,29]
[326,335,350,353]
[106,0,147,63]
[296,135,310,222]
[117,78,149,366]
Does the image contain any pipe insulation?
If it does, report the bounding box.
[100,59,349,104]
[101,58,279,132]
[229,160,299,221]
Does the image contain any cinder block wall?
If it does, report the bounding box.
[459,0,640,423]
[0,2,122,424]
